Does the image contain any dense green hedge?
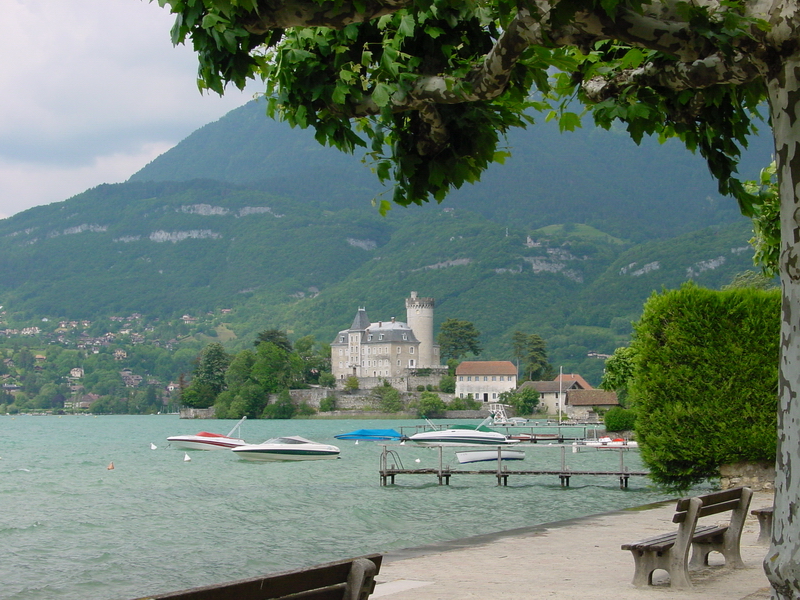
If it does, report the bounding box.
[632,283,779,489]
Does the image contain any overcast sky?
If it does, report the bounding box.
[0,0,260,220]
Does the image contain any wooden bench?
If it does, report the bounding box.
[752,506,774,544]
[131,554,382,600]
[621,487,752,589]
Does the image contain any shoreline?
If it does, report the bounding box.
[373,491,775,599]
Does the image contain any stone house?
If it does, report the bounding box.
[564,389,619,420]
[518,379,585,414]
[455,361,518,402]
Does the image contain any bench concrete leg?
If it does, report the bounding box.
[628,550,692,589]
[629,550,657,587]
[669,551,693,589]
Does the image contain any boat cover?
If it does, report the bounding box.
[334,429,402,441]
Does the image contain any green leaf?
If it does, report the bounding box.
[371,83,393,107]
[558,112,582,132]
[398,14,415,37]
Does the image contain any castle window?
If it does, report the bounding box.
[484,376,488,381]
[467,376,472,381]
[492,376,496,381]
[368,334,372,341]
[397,347,401,354]
[409,347,414,354]
[340,336,345,343]
[397,360,401,366]
[402,334,407,340]
[379,333,384,340]
[459,376,463,381]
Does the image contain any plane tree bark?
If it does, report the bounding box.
[155,0,800,594]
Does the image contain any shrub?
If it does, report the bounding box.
[371,381,403,412]
[262,390,296,419]
[415,391,446,418]
[343,376,359,394]
[439,375,456,393]
[448,396,482,410]
[603,407,636,432]
[318,372,336,388]
[633,284,779,489]
[319,395,337,412]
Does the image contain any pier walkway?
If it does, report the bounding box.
[379,445,649,488]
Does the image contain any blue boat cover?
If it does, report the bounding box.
[334,429,402,441]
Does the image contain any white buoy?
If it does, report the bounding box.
[184,453,191,462]
[354,440,359,445]
[150,443,157,450]
[415,458,421,463]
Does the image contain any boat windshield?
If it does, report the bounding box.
[264,437,308,444]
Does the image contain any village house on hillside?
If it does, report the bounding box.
[455,361,517,402]
[566,389,619,420]
[331,292,442,386]
[518,374,618,418]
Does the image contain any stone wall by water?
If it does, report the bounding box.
[719,461,776,492]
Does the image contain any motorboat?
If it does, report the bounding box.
[488,403,528,426]
[456,448,526,464]
[334,429,402,441]
[232,436,341,461]
[406,417,520,447]
[167,416,247,450]
[582,436,638,449]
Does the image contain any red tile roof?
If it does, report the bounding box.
[456,361,517,376]
[554,373,593,390]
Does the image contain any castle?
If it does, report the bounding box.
[331,292,441,382]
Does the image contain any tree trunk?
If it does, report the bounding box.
[765,51,800,599]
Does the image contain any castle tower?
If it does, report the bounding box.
[405,291,438,367]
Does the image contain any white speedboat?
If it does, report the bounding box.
[456,448,526,464]
[407,417,519,447]
[232,436,341,461]
[167,417,247,450]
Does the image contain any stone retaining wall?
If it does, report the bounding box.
[719,461,776,492]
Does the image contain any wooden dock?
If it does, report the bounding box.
[379,446,649,488]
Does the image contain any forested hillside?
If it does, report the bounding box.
[0,99,773,390]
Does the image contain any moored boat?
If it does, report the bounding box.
[167,416,247,450]
[232,436,341,461]
[406,417,519,447]
[582,436,638,449]
[334,428,402,441]
[456,448,526,464]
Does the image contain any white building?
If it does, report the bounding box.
[455,361,517,402]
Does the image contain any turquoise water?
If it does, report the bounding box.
[1,415,683,600]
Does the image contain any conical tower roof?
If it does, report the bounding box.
[350,307,370,331]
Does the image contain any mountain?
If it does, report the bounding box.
[0,100,774,384]
[130,99,771,242]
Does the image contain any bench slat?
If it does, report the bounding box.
[674,487,745,512]
[621,525,721,552]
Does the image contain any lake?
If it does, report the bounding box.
[0,415,687,600]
